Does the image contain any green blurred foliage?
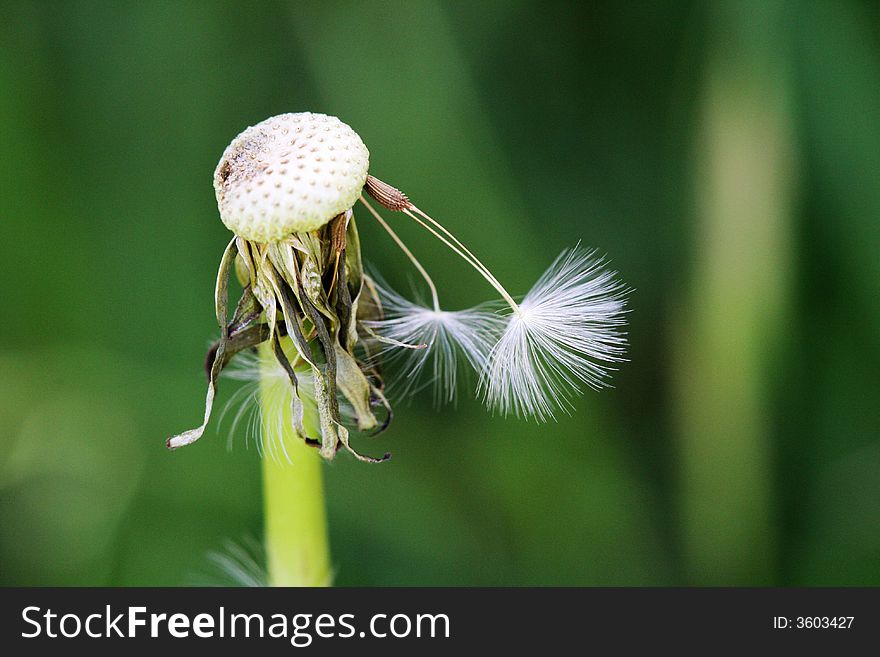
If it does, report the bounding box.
[0,0,878,585]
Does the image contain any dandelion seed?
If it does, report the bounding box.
[479,247,629,420]
[363,279,504,404]
[358,195,503,404]
[362,176,629,421]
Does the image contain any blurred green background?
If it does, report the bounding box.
[2,0,879,586]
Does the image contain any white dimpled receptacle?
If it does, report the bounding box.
[214,112,370,242]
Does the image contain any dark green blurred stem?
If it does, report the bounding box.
[674,1,795,584]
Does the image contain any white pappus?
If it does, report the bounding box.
[360,177,629,421]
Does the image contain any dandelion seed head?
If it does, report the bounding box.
[480,246,629,421]
[214,112,369,242]
[170,111,632,460]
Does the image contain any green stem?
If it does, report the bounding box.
[260,340,332,586]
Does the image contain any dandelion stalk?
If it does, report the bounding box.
[260,340,331,587]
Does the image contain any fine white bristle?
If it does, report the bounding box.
[192,536,267,587]
[220,350,368,459]
[479,246,629,421]
[364,281,504,404]
[219,353,287,462]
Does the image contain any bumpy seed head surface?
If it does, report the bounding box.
[214,112,370,242]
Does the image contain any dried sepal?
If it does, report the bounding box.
[334,345,378,433]
[269,332,314,447]
[167,238,237,449]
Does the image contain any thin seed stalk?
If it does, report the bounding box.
[260,340,332,587]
